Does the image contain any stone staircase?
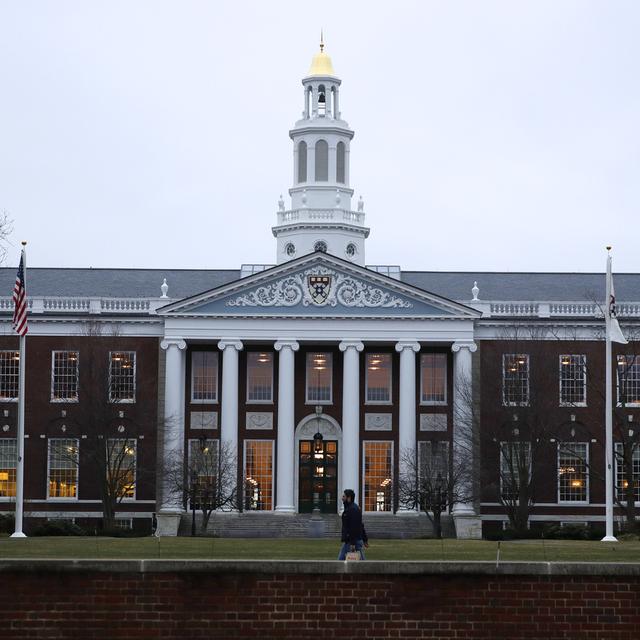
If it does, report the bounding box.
[179,512,456,539]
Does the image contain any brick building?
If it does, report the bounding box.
[1,43,639,537]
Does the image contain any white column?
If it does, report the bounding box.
[395,341,420,514]
[274,340,299,513]
[218,339,243,466]
[339,340,364,505]
[157,338,186,536]
[451,340,481,539]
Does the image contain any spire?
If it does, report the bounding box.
[320,29,324,52]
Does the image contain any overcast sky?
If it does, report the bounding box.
[1,1,638,273]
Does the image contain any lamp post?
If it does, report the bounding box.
[312,406,324,515]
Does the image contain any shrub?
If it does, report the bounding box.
[31,520,86,537]
[0,513,15,534]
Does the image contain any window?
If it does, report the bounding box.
[366,353,392,403]
[617,355,640,407]
[0,439,16,497]
[417,441,449,511]
[315,140,328,181]
[345,243,356,258]
[363,441,393,512]
[421,353,447,405]
[0,351,19,401]
[244,440,274,511]
[285,242,296,257]
[51,351,79,402]
[191,351,218,403]
[336,141,345,183]
[48,438,79,499]
[502,354,529,406]
[559,355,586,406]
[558,443,588,503]
[106,439,136,499]
[499,441,530,501]
[314,240,327,253]
[615,442,640,503]
[247,352,273,403]
[114,518,133,530]
[306,352,332,403]
[109,351,136,403]
[189,438,219,502]
[297,141,307,183]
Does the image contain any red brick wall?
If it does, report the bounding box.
[1,569,639,639]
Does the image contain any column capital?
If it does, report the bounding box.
[395,341,420,353]
[452,341,477,354]
[339,340,364,353]
[160,338,186,351]
[274,340,300,352]
[218,339,244,352]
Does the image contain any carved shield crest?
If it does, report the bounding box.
[308,275,332,305]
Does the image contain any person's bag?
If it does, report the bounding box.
[345,551,361,561]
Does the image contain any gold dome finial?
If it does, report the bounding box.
[308,31,335,76]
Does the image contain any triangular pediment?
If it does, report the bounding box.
[158,253,480,319]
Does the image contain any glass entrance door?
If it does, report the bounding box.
[298,440,338,513]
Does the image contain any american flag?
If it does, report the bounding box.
[12,250,28,336]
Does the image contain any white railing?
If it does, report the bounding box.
[0,296,167,315]
[489,302,539,316]
[276,208,366,226]
[473,301,640,319]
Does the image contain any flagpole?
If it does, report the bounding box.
[11,242,27,538]
[602,246,617,542]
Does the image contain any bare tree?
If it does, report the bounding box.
[47,321,153,530]
[165,438,237,535]
[398,443,472,539]
[0,212,13,264]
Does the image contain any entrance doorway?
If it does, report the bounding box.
[298,440,338,513]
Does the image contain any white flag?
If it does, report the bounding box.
[607,254,628,345]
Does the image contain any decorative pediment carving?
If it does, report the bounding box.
[226,266,412,309]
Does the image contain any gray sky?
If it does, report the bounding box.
[1,1,638,273]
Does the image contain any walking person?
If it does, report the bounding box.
[338,489,367,560]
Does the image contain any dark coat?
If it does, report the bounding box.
[341,501,363,543]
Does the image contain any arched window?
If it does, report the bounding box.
[315,140,328,181]
[297,141,307,183]
[336,141,345,184]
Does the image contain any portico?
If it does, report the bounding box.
[155,252,481,536]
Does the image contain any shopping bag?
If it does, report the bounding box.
[345,551,361,561]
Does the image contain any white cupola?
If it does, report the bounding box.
[272,36,370,265]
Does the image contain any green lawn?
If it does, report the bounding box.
[1,536,640,562]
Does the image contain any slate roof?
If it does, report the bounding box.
[0,267,638,303]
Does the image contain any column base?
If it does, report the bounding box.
[275,505,296,514]
[10,531,27,538]
[453,513,482,539]
[155,512,182,537]
[601,535,619,542]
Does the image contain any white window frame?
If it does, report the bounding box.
[246,352,274,404]
[499,441,531,500]
[0,350,20,402]
[616,355,640,408]
[50,350,80,403]
[190,351,219,404]
[615,442,640,505]
[0,438,17,500]
[420,353,448,406]
[106,438,137,501]
[557,442,589,505]
[47,438,79,501]
[243,439,275,512]
[365,352,392,405]
[305,352,333,405]
[361,440,394,513]
[108,351,136,404]
[502,354,530,407]
[558,355,587,407]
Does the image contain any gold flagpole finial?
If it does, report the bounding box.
[606,245,612,252]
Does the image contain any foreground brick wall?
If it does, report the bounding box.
[1,561,639,639]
